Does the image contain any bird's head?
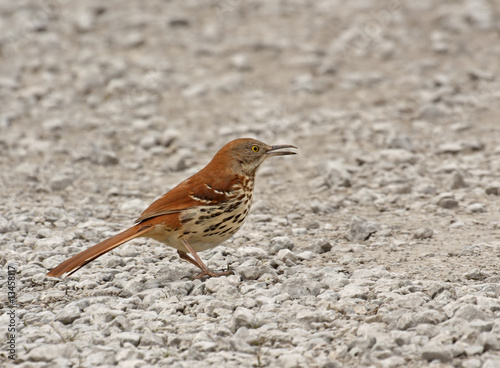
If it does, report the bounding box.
[213,138,297,176]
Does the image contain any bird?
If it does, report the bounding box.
[46,138,297,279]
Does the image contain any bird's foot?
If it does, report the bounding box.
[193,268,234,280]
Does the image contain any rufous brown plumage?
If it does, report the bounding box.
[47,138,297,279]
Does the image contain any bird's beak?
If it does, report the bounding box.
[266,144,298,157]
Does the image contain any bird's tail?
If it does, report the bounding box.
[46,224,152,278]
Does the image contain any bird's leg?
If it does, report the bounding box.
[177,250,202,269]
[180,239,233,279]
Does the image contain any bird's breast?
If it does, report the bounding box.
[180,183,253,250]
[146,177,255,253]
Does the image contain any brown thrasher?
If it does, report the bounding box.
[47,138,297,279]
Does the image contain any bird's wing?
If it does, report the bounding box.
[135,175,236,223]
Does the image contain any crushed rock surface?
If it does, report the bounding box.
[1,1,500,367]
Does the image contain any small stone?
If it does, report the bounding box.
[51,358,74,368]
[192,340,218,352]
[462,358,482,368]
[350,188,380,205]
[396,313,415,330]
[120,198,147,213]
[437,194,459,209]
[101,256,126,270]
[387,135,413,151]
[322,160,352,187]
[310,199,336,214]
[307,221,320,230]
[468,203,485,213]
[484,358,500,368]
[25,344,72,362]
[37,227,52,238]
[296,309,328,326]
[252,214,272,222]
[232,307,257,331]
[476,296,500,312]
[476,332,499,351]
[236,246,268,259]
[317,59,337,75]
[461,244,482,256]
[379,149,417,164]
[75,10,95,32]
[291,228,307,235]
[160,129,179,147]
[139,134,158,149]
[269,236,294,253]
[465,345,484,356]
[277,249,298,263]
[415,310,447,325]
[15,162,39,181]
[86,351,117,366]
[348,336,376,353]
[238,266,263,280]
[418,104,448,120]
[485,186,500,195]
[182,83,207,98]
[117,332,141,347]
[469,320,493,332]
[278,353,304,368]
[464,269,488,281]
[17,292,37,304]
[90,147,119,166]
[379,356,406,368]
[351,265,389,279]
[437,142,463,154]
[449,171,467,189]
[339,284,370,300]
[464,139,485,151]
[391,330,412,346]
[454,304,488,321]
[50,175,73,191]
[253,200,271,213]
[347,216,379,242]
[230,54,252,71]
[168,16,190,27]
[122,31,145,48]
[388,183,412,194]
[421,344,453,362]
[468,68,494,81]
[55,304,80,325]
[465,0,494,30]
[38,235,65,250]
[234,326,259,346]
[308,238,332,254]
[413,227,433,240]
[417,183,436,195]
[140,330,164,346]
[297,251,315,260]
[204,277,228,293]
[283,276,321,299]
[338,254,354,266]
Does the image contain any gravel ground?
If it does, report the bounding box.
[2,1,500,367]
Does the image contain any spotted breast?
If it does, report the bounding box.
[173,174,255,252]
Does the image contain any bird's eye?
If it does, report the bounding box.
[251,145,259,152]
